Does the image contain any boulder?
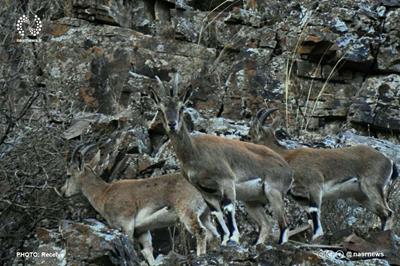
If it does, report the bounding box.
[15,220,140,266]
[349,75,400,132]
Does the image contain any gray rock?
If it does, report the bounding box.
[340,130,400,166]
[378,9,400,72]
[14,220,139,266]
[381,0,400,7]
[349,74,400,132]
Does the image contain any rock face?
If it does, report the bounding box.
[1,0,400,265]
[2,0,400,130]
[349,75,400,132]
[14,220,139,266]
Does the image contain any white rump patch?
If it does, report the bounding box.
[223,203,234,212]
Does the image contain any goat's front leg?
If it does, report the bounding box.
[204,197,230,245]
[220,179,240,245]
[138,231,155,265]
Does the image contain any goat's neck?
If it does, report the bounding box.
[262,137,288,156]
[79,167,108,214]
[169,123,197,164]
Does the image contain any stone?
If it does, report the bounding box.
[14,220,140,266]
[381,0,400,7]
[61,219,140,265]
[36,17,215,117]
[377,9,400,72]
[294,79,360,118]
[223,7,264,27]
[296,59,322,79]
[170,9,204,43]
[349,74,400,132]
[340,130,400,166]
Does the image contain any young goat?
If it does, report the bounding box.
[249,108,398,240]
[144,73,293,245]
[61,144,218,265]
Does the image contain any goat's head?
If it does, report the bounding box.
[61,144,101,197]
[147,73,194,134]
[249,108,279,144]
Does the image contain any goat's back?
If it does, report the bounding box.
[285,145,392,185]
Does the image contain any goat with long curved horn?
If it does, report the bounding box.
[249,108,398,241]
[147,75,293,245]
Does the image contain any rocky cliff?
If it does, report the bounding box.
[0,0,399,265]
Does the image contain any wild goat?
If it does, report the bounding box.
[249,108,398,240]
[61,144,218,265]
[143,73,293,245]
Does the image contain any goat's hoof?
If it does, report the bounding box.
[311,234,324,243]
[226,240,239,246]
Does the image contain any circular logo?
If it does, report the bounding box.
[16,15,42,38]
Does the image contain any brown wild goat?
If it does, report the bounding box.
[61,144,218,265]
[249,108,398,240]
[143,73,293,245]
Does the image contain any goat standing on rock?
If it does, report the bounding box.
[144,73,293,245]
[61,144,218,265]
[249,108,398,240]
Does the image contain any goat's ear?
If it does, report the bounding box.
[149,87,161,104]
[181,85,194,104]
[271,116,281,130]
[76,153,84,172]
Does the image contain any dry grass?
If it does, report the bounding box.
[304,52,347,131]
[283,14,312,130]
[197,0,240,45]
[299,45,333,131]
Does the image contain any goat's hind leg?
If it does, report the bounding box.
[178,210,207,256]
[264,183,289,244]
[244,202,272,245]
[307,197,324,241]
[360,181,394,231]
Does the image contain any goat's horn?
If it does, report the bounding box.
[259,108,279,125]
[155,75,166,96]
[173,72,180,97]
[70,143,86,165]
[255,108,267,120]
[80,143,98,158]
